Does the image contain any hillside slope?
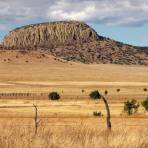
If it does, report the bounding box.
[0,50,148,83]
[2,21,148,65]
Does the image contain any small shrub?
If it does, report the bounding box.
[93,111,102,116]
[117,89,120,92]
[81,89,85,93]
[141,98,148,111]
[89,90,101,100]
[143,88,147,92]
[104,90,108,95]
[124,99,139,115]
[48,92,60,100]
[42,54,45,57]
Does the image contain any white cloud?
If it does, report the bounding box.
[47,1,97,21]
[47,0,148,26]
[0,0,148,28]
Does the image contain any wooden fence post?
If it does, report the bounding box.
[33,104,40,135]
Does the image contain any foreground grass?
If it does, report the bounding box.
[0,122,148,148]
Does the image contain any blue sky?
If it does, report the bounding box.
[89,23,148,46]
[0,0,148,46]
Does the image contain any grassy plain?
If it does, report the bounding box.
[0,50,147,148]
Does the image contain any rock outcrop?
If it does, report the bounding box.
[2,21,148,65]
[3,21,100,48]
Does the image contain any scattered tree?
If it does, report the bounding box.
[141,98,148,111]
[89,90,101,100]
[124,99,139,115]
[143,88,147,92]
[117,89,120,92]
[48,92,60,100]
[89,90,111,130]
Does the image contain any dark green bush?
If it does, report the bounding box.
[89,90,101,100]
[48,92,60,100]
[124,99,139,115]
[142,98,148,111]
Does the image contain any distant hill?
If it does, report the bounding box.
[135,46,148,54]
[2,21,148,65]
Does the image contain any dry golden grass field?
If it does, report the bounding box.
[0,50,148,148]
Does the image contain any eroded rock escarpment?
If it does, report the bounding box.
[2,21,148,65]
[3,21,100,48]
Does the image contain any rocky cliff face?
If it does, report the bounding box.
[2,21,148,65]
[3,21,100,48]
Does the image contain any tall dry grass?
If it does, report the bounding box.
[0,122,147,148]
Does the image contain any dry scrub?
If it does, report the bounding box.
[0,122,148,148]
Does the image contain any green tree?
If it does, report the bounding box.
[89,90,101,99]
[48,92,60,100]
[141,98,148,111]
[124,99,139,115]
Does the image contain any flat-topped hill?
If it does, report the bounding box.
[3,21,100,48]
[2,21,148,65]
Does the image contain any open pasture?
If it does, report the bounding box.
[0,50,147,147]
